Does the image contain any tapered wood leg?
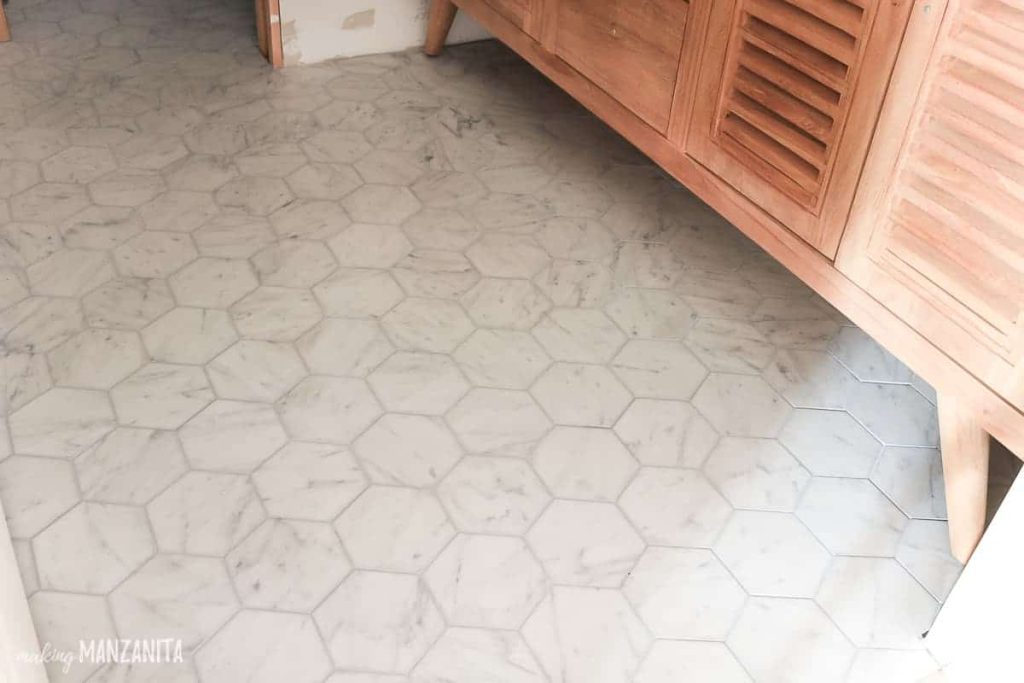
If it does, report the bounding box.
[425,0,458,56]
[0,3,11,43]
[938,394,991,563]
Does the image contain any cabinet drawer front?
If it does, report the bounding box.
[483,0,533,31]
[687,0,911,256]
[839,0,1024,408]
[551,0,690,133]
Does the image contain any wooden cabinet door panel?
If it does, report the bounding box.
[547,0,690,133]
[482,0,535,33]
[838,0,1024,408]
[687,0,912,256]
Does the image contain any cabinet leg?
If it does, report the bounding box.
[0,2,10,43]
[425,0,458,56]
[938,394,990,563]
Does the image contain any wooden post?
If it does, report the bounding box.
[938,394,991,563]
[425,0,458,56]
[0,2,11,43]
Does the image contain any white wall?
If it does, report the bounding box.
[281,0,491,66]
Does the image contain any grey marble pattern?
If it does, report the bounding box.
[0,1,962,680]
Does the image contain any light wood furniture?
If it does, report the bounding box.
[254,0,283,67]
[426,0,1024,563]
[0,1,11,43]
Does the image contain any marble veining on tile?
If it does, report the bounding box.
[0,3,959,680]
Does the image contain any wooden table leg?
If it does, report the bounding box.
[0,2,11,43]
[425,0,458,56]
[938,394,991,563]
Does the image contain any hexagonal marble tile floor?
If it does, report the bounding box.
[0,0,968,681]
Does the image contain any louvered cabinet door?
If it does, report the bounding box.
[838,0,1024,408]
[687,0,913,256]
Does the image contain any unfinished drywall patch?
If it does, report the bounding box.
[282,0,490,66]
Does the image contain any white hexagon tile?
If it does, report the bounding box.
[0,1,959,681]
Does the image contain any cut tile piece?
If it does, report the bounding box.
[531,362,631,427]
[30,592,116,683]
[147,471,265,555]
[453,329,550,389]
[447,388,551,457]
[613,399,718,468]
[76,427,187,505]
[425,535,546,628]
[314,571,443,673]
[437,456,549,534]
[195,611,331,683]
[532,426,637,501]
[610,339,707,400]
[728,597,855,683]
[778,409,881,478]
[412,628,546,683]
[252,442,367,521]
[206,340,306,402]
[10,387,115,457]
[0,456,80,538]
[523,587,651,683]
[635,641,751,683]
[829,326,914,384]
[897,519,962,602]
[714,510,830,597]
[871,446,946,520]
[846,382,939,447]
[619,468,731,546]
[763,349,856,410]
[354,414,462,487]
[111,363,213,429]
[227,519,351,611]
[527,500,644,588]
[297,318,394,377]
[846,648,943,683]
[368,352,469,415]
[34,502,154,594]
[703,437,810,511]
[142,307,237,364]
[796,478,907,556]
[180,400,287,472]
[693,373,792,437]
[334,487,454,572]
[817,557,939,649]
[623,547,745,640]
[110,554,238,650]
[278,376,382,444]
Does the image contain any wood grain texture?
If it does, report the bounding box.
[425,0,459,56]
[838,0,1024,411]
[939,394,990,563]
[687,0,913,256]
[550,0,690,132]
[445,0,1024,460]
[0,2,10,42]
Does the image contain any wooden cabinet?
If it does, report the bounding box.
[838,0,1024,410]
[539,0,690,133]
[686,0,912,256]
[427,0,1024,562]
